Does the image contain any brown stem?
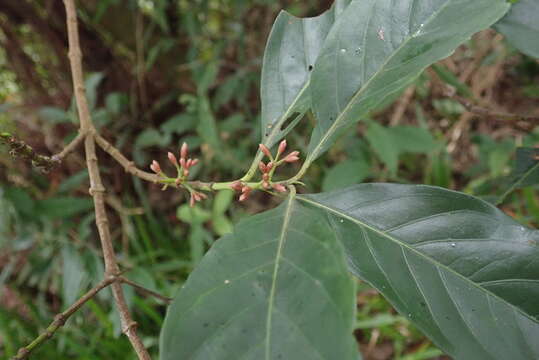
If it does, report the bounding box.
[444,87,539,128]
[63,0,151,359]
[120,277,172,304]
[11,275,118,360]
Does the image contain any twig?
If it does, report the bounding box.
[0,130,85,172]
[1,132,60,172]
[63,1,151,359]
[444,87,539,128]
[120,277,172,304]
[53,132,86,161]
[11,275,118,360]
[94,133,159,183]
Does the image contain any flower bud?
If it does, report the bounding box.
[239,186,252,201]
[193,192,201,202]
[259,161,267,173]
[186,159,193,169]
[180,142,188,160]
[272,183,287,193]
[259,144,272,159]
[180,158,186,168]
[266,162,274,172]
[168,152,178,166]
[183,169,190,177]
[191,159,199,167]
[150,160,161,174]
[262,173,270,182]
[283,151,300,163]
[262,180,270,189]
[278,140,287,155]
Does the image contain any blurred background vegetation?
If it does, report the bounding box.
[0,1,538,359]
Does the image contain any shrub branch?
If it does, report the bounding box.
[10,275,118,360]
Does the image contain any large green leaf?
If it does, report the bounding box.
[494,0,539,58]
[300,184,539,360]
[259,0,351,147]
[306,0,510,163]
[160,194,360,360]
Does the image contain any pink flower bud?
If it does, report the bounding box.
[272,183,287,193]
[193,192,201,202]
[180,158,186,168]
[266,162,274,172]
[168,152,178,166]
[198,192,208,200]
[259,144,272,159]
[183,169,190,177]
[278,140,287,155]
[262,180,270,189]
[283,151,300,163]
[239,186,251,202]
[150,160,161,174]
[191,159,199,167]
[259,161,267,173]
[186,159,193,169]
[230,181,243,192]
[180,142,188,160]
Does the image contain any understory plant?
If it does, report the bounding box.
[4,0,539,359]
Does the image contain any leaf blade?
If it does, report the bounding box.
[160,195,360,360]
[300,183,539,360]
[306,0,510,162]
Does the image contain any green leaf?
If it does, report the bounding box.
[498,147,539,204]
[160,195,360,360]
[494,0,539,58]
[176,205,211,225]
[306,0,510,163]
[365,124,438,175]
[322,160,370,191]
[365,123,399,174]
[300,184,539,360]
[37,197,94,219]
[62,243,87,306]
[259,1,351,148]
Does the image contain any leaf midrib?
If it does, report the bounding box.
[264,192,296,360]
[297,195,539,325]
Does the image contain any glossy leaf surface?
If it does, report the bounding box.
[300,184,539,360]
[307,0,510,162]
[495,0,539,58]
[259,0,351,147]
[160,195,360,360]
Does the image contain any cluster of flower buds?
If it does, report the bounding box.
[259,140,300,164]
[150,142,206,207]
[230,181,252,202]
[189,190,207,207]
[150,142,200,182]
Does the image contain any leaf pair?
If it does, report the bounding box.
[260,0,511,167]
[161,184,539,359]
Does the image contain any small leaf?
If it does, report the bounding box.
[322,160,370,191]
[62,243,87,306]
[176,205,211,225]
